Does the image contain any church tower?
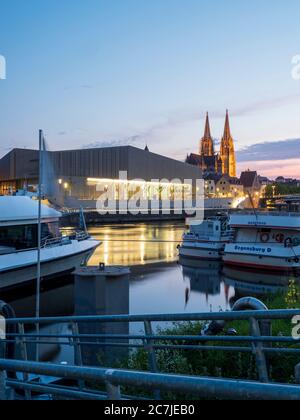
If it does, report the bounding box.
[200,113,214,156]
[220,110,236,177]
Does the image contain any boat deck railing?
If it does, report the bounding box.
[0,305,300,400]
[42,231,90,248]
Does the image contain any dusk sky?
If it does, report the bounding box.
[1,0,300,178]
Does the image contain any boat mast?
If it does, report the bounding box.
[36,129,44,359]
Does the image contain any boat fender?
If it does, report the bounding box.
[201,320,226,336]
[284,237,293,248]
[260,233,270,243]
[0,301,20,382]
[294,257,300,264]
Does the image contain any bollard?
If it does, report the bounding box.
[74,266,130,367]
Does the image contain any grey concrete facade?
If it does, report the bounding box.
[0,146,202,203]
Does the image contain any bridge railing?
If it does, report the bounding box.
[0,307,300,400]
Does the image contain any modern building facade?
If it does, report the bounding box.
[0,146,202,209]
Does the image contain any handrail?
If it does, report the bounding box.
[0,304,299,400]
[4,309,300,324]
[1,360,300,401]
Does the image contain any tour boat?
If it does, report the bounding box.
[0,196,100,290]
[223,212,300,273]
[178,216,233,261]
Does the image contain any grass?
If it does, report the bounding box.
[94,281,300,399]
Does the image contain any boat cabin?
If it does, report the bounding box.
[229,213,300,247]
[0,197,62,252]
[188,217,231,241]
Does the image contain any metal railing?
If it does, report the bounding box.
[41,231,90,248]
[0,305,300,400]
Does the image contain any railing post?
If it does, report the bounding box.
[295,364,300,384]
[0,369,7,400]
[71,322,85,391]
[71,322,83,367]
[144,321,160,399]
[249,317,269,383]
[18,323,32,400]
[105,381,121,400]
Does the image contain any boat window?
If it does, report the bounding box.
[42,222,60,240]
[0,225,38,250]
[260,228,271,233]
[0,222,60,251]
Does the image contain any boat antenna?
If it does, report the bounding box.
[247,190,258,221]
[80,207,88,234]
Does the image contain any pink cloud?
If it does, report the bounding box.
[237,159,300,179]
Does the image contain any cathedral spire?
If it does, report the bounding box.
[204,112,212,140]
[223,109,231,140]
[220,110,237,177]
[200,113,214,156]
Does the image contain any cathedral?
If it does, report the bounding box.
[186,111,237,177]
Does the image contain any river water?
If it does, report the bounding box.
[3,222,297,318]
[1,221,297,365]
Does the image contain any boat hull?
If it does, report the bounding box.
[179,244,224,261]
[223,247,300,274]
[0,240,100,290]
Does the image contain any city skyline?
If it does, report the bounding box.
[1,0,300,178]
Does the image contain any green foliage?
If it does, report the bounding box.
[118,286,299,388]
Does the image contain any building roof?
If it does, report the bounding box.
[204,173,222,182]
[240,171,258,188]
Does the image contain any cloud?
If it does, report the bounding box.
[82,94,300,157]
[237,138,300,162]
[237,158,300,179]
[83,136,142,149]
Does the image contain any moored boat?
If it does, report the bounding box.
[223,212,300,273]
[0,196,100,289]
[178,216,232,261]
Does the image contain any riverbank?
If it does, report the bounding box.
[115,283,300,398]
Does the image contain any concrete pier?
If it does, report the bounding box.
[74,265,130,367]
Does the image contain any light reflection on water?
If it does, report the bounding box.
[88,223,183,266]
[3,222,298,320]
[2,222,298,365]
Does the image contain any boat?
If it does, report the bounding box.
[223,212,300,273]
[0,196,100,290]
[178,216,233,261]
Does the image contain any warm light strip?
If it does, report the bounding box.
[87,178,192,188]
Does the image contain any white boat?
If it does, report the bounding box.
[223,212,300,273]
[0,196,100,289]
[178,216,232,261]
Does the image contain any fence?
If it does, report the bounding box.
[0,304,299,400]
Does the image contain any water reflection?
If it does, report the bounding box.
[0,222,298,365]
[88,223,183,266]
[223,267,299,307]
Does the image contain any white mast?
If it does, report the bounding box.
[36,129,44,360]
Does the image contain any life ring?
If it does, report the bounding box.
[275,233,285,243]
[260,233,270,243]
[284,237,293,248]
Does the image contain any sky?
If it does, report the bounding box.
[1,0,300,178]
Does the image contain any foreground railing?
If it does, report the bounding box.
[1,360,300,401]
[0,304,300,400]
